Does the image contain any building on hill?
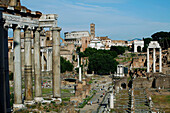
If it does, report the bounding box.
[64,31,90,46]
[111,40,128,47]
[88,38,105,50]
[81,37,91,52]
[96,36,112,50]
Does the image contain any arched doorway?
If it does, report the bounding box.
[121,83,126,89]
[137,46,141,52]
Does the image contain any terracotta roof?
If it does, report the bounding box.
[96,36,111,40]
[111,40,126,43]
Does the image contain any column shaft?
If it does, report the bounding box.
[52,27,61,98]
[153,48,156,73]
[4,27,11,112]
[13,26,22,104]
[0,9,7,112]
[24,28,33,101]
[110,93,114,109]
[77,55,79,67]
[79,67,82,82]
[50,51,52,71]
[147,48,150,73]
[34,28,42,97]
[47,49,49,71]
[41,51,44,71]
[159,48,162,73]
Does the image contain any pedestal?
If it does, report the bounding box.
[34,97,44,103]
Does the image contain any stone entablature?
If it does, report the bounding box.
[3,13,39,28]
[148,41,161,48]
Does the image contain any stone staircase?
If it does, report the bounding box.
[134,88,151,113]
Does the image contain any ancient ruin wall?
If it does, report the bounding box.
[0,0,10,6]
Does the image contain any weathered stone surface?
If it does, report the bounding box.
[0,0,10,6]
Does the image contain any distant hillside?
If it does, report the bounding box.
[128,38,142,41]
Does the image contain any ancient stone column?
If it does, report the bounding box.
[52,27,61,99]
[77,55,80,67]
[41,51,44,71]
[24,27,33,102]
[110,93,114,109]
[0,9,7,113]
[34,28,43,102]
[159,48,162,73]
[147,48,150,73]
[79,67,82,82]
[49,50,52,71]
[4,26,11,112]
[47,49,49,71]
[13,25,23,107]
[153,48,156,73]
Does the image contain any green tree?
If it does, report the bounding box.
[60,57,73,73]
[88,53,118,75]
[110,46,125,55]
[142,38,152,52]
[151,31,170,49]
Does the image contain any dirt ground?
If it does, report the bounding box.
[147,89,170,112]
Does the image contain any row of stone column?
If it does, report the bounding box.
[147,48,162,73]
[12,26,61,107]
[41,49,52,72]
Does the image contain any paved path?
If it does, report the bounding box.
[80,76,112,113]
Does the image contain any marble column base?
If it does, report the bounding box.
[51,98,62,103]
[24,100,35,105]
[13,104,25,111]
[34,97,44,103]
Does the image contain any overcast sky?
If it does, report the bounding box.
[20,0,170,40]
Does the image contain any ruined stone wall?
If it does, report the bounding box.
[133,78,153,88]
[114,77,128,89]
[131,56,146,68]
[168,48,170,63]
[0,0,10,6]
[155,76,170,88]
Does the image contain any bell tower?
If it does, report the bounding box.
[90,23,95,39]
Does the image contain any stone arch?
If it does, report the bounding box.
[134,40,144,52]
[137,46,141,52]
[121,83,126,89]
[128,80,133,88]
[152,78,156,88]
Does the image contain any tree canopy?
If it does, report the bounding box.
[79,47,125,75]
[142,38,152,52]
[151,31,170,49]
[88,53,118,75]
[110,46,126,55]
[60,57,73,73]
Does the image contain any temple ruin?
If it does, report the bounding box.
[0,0,61,112]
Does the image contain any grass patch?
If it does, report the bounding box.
[62,97,70,101]
[42,88,52,94]
[61,89,70,93]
